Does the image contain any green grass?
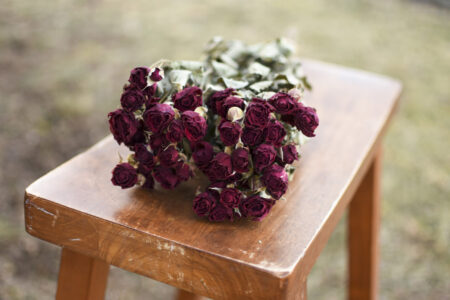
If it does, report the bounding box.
[0,0,449,299]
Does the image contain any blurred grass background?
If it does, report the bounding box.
[0,0,449,299]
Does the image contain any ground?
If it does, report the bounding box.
[0,0,449,299]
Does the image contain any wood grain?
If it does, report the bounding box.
[348,148,382,300]
[24,59,401,299]
[56,248,109,300]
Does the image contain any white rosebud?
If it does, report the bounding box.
[194,106,208,119]
[227,106,244,122]
[288,88,303,101]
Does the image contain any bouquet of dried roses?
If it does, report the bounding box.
[108,38,319,222]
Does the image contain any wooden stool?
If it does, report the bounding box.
[24,59,401,300]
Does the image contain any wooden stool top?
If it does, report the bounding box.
[24,60,401,300]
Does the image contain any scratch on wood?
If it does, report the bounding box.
[69,238,81,241]
[176,272,184,282]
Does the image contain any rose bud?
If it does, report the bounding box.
[108,109,139,145]
[261,164,288,200]
[158,145,179,166]
[266,120,286,147]
[153,165,179,189]
[252,144,276,172]
[149,134,169,155]
[217,96,244,118]
[244,99,271,129]
[227,106,244,122]
[293,104,319,137]
[207,88,234,114]
[143,103,175,133]
[166,120,184,143]
[269,92,297,114]
[128,67,150,90]
[208,204,234,222]
[192,141,214,168]
[142,174,154,189]
[175,162,192,182]
[207,152,233,181]
[218,120,242,146]
[181,111,207,142]
[193,192,216,217]
[120,88,145,112]
[231,148,250,173]
[282,144,299,164]
[241,127,266,147]
[220,188,242,208]
[134,144,155,175]
[239,195,274,221]
[143,83,158,106]
[150,68,163,82]
[111,163,138,189]
[173,86,203,112]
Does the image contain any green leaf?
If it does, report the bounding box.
[219,77,248,89]
[249,80,273,93]
[248,62,271,77]
[169,70,191,89]
[212,60,238,77]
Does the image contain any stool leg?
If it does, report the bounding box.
[348,149,381,300]
[56,248,110,300]
[176,289,204,300]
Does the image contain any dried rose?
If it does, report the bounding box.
[181,111,207,142]
[252,144,276,172]
[173,86,203,112]
[108,109,139,145]
[261,164,288,200]
[111,163,138,189]
[218,120,242,146]
[143,103,174,133]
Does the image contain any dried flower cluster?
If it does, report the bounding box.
[108,38,319,222]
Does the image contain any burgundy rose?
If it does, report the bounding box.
[134,144,154,175]
[143,83,158,106]
[207,152,233,181]
[192,141,214,168]
[231,148,250,173]
[108,109,139,145]
[261,164,288,200]
[269,92,297,114]
[293,104,319,137]
[208,204,234,222]
[241,127,266,147]
[128,67,149,90]
[282,144,298,164]
[240,195,274,221]
[142,174,154,189]
[153,165,179,189]
[252,144,276,172]
[266,120,286,147]
[244,100,271,129]
[218,120,242,146]
[175,162,192,182]
[143,103,174,133]
[181,111,207,142]
[207,88,234,114]
[173,86,203,112]
[150,68,163,82]
[111,163,138,189]
[193,192,216,217]
[149,134,168,155]
[158,146,179,166]
[165,120,184,143]
[220,188,242,208]
[120,88,145,112]
[217,96,245,118]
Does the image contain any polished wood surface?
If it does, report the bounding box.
[348,149,382,300]
[24,59,401,299]
[56,248,110,300]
